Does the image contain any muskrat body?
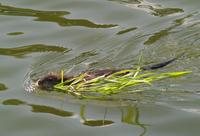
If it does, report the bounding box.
[36,69,118,90]
[36,57,178,91]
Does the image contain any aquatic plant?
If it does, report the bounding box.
[54,68,191,99]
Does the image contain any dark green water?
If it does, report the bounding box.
[0,0,200,136]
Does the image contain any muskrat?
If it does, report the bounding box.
[35,57,177,91]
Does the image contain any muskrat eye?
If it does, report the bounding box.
[37,80,42,86]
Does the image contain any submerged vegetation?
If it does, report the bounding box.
[54,68,191,99]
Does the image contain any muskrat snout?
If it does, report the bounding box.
[36,75,61,91]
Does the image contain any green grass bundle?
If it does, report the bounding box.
[54,68,191,99]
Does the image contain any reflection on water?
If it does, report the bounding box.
[79,104,146,135]
[2,98,146,134]
[83,120,114,127]
[29,104,74,117]
[7,32,24,36]
[121,105,141,125]
[2,99,26,105]
[80,105,114,127]
[0,44,69,58]
[2,99,74,117]
[151,8,183,17]
[109,0,184,17]
[121,105,147,136]
[0,83,7,91]
[0,3,117,28]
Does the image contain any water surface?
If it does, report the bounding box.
[0,0,200,136]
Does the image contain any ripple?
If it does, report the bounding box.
[7,31,24,36]
[144,13,195,45]
[116,27,137,35]
[23,50,99,92]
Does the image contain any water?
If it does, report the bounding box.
[0,0,200,136]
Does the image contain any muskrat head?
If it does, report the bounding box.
[36,75,61,91]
